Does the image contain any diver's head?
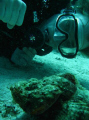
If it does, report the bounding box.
[40,8,89,58]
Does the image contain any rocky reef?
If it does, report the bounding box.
[10,73,89,120]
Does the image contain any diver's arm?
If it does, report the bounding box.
[0,0,27,29]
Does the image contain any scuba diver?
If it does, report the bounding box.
[0,0,70,66]
[1,0,89,66]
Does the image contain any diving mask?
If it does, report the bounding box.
[54,13,78,58]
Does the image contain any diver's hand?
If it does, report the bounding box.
[11,47,36,66]
[0,0,27,29]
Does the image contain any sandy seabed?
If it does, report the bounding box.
[0,48,89,120]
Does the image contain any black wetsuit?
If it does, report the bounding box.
[0,0,70,59]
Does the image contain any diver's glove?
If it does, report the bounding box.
[11,47,36,66]
[0,0,26,29]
